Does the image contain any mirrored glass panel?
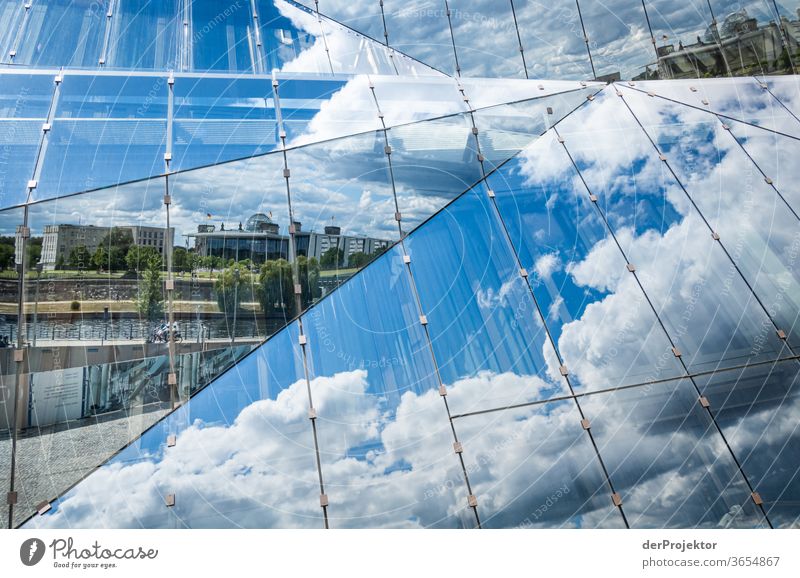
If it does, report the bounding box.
[584,379,768,528]
[190,0,256,72]
[13,0,107,68]
[370,75,466,126]
[487,131,684,392]
[255,0,330,73]
[172,75,277,170]
[580,1,657,80]
[456,399,626,528]
[761,75,800,119]
[278,74,380,148]
[303,245,473,527]
[645,0,724,79]
[695,359,800,528]
[25,322,324,528]
[318,15,396,75]
[446,0,525,78]
[512,0,594,80]
[0,72,54,206]
[382,0,456,75]
[405,188,570,415]
[721,117,800,216]
[630,77,800,139]
[170,149,289,345]
[0,205,24,528]
[286,131,398,310]
[708,0,795,75]
[558,89,788,372]
[0,0,24,61]
[388,114,481,233]
[37,74,169,200]
[312,0,386,41]
[106,0,181,70]
[459,78,599,110]
[623,88,800,349]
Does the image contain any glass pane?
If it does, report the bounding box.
[388,114,481,233]
[0,205,23,528]
[762,75,800,119]
[172,76,278,170]
[695,359,800,528]
[405,188,570,414]
[255,0,330,73]
[488,131,684,392]
[585,379,768,528]
[558,89,788,372]
[456,400,626,528]
[170,150,289,344]
[581,1,658,80]
[278,75,380,148]
[630,77,800,139]
[383,0,457,75]
[0,0,24,60]
[513,0,594,80]
[645,0,726,79]
[446,0,525,78]
[25,322,324,528]
[708,0,793,75]
[303,246,473,527]
[106,0,181,70]
[318,15,396,75]
[286,131,398,311]
[371,75,466,126]
[14,0,107,68]
[0,72,54,206]
[458,78,599,110]
[472,86,601,172]
[720,118,800,216]
[623,88,800,349]
[312,0,386,41]
[36,74,169,200]
[190,0,255,72]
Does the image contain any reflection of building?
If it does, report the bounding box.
[40,224,174,270]
[188,213,391,267]
[652,10,800,80]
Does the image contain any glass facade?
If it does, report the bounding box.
[1,0,799,530]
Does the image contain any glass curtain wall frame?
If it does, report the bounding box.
[24,321,325,529]
[555,87,789,374]
[0,204,25,528]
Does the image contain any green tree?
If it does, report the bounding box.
[126,245,162,273]
[347,251,371,269]
[26,237,42,270]
[0,242,15,271]
[214,263,249,315]
[68,245,92,270]
[257,259,294,315]
[172,247,189,272]
[320,247,344,269]
[136,251,164,321]
[95,228,133,271]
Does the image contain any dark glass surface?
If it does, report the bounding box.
[457,399,626,528]
[405,187,569,415]
[585,379,769,528]
[558,88,788,372]
[255,0,330,73]
[695,359,800,528]
[623,87,800,349]
[36,74,169,199]
[25,322,323,528]
[303,245,473,527]
[13,0,107,68]
[488,130,684,391]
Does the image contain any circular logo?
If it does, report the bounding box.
[20,538,46,566]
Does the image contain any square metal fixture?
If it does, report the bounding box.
[699,396,710,408]
[611,493,623,507]
[419,315,428,326]
[438,385,447,396]
[319,494,329,507]
[37,501,51,515]
[298,334,307,346]
[165,494,175,507]
[559,365,569,376]
[402,255,411,264]
[626,263,636,272]
[468,495,478,507]
[165,279,174,291]
[167,435,177,447]
[580,419,591,430]
[453,442,463,454]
